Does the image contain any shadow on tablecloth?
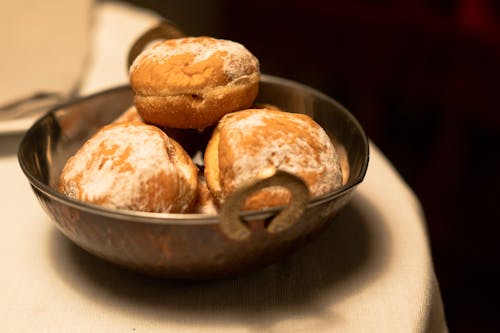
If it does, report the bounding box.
[48,193,392,330]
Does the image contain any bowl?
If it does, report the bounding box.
[18,74,369,279]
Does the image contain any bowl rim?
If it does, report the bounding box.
[18,74,369,225]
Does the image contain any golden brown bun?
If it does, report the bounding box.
[113,106,213,157]
[112,106,144,124]
[204,109,343,210]
[193,176,218,215]
[129,36,260,129]
[252,103,283,111]
[59,122,198,213]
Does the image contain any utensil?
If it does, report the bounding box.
[0,92,68,121]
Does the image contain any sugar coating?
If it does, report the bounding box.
[60,123,183,212]
[219,110,343,197]
[130,37,259,81]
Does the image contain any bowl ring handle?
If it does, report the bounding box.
[127,20,185,69]
[219,170,310,241]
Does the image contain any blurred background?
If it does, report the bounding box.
[117,0,499,331]
[120,0,498,331]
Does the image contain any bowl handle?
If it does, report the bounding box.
[127,20,185,69]
[219,171,310,241]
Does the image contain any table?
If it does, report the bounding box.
[0,134,447,332]
[0,1,448,332]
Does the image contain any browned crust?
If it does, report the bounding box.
[59,122,199,213]
[204,125,222,203]
[129,37,260,129]
[167,137,199,213]
[133,80,258,128]
[112,106,144,124]
[204,109,343,211]
[192,176,218,214]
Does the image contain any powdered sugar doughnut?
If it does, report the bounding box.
[59,122,198,213]
[112,106,144,124]
[204,108,343,210]
[129,36,260,129]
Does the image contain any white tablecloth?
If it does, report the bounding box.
[0,1,447,332]
[0,136,447,333]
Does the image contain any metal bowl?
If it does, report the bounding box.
[18,74,369,279]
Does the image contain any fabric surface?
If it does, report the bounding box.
[0,0,93,106]
[0,1,447,332]
[78,1,160,95]
[0,135,447,332]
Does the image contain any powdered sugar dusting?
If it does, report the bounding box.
[60,123,180,212]
[130,37,259,81]
[220,110,343,196]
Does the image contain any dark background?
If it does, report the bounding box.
[122,0,499,331]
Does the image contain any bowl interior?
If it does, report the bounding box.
[18,74,369,222]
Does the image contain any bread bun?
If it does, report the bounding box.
[129,36,260,129]
[59,122,198,213]
[113,105,213,158]
[204,109,343,210]
[112,105,144,124]
[193,176,218,215]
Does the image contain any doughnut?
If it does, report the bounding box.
[112,105,144,124]
[204,108,343,210]
[193,176,218,215]
[129,36,260,129]
[59,122,198,213]
[113,105,213,158]
[252,103,283,111]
